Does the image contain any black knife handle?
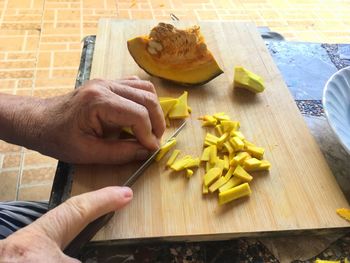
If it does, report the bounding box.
[64,211,115,257]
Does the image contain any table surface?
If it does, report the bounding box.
[49,28,350,261]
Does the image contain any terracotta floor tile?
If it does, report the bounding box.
[17,183,52,201]
[2,153,22,169]
[0,169,19,201]
[21,166,56,186]
[23,151,57,167]
[33,87,73,97]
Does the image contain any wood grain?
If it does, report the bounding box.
[71,19,349,242]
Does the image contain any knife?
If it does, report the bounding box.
[64,121,187,257]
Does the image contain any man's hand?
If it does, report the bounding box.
[0,77,166,164]
[0,186,133,263]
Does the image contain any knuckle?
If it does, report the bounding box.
[65,196,91,221]
[143,92,159,109]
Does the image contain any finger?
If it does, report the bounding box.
[117,79,157,95]
[121,75,140,80]
[29,186,133,249]
[107,82,165,138]
[98,93,160,150]
[80,138,152,164]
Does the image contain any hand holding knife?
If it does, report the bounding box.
[64,121,187,257]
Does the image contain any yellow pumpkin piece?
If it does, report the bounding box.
[230,151,251,166]
[159,98,178,117]
[170,155,192,171]
[127,23,223,86]
[186,169,194,178]
[223,141,234,154]
[156,138,177,161]
[205,133,219,145]
[165,116,170,127]
[223,166,235,181]
[233,165,253,182]
[169,91,189,119]
[218,182,252,205]
[209,145,217,165]
[314,260,340,263]
[234,66,265,93]
[214,158,225,173]
[166,149,180,167]
[217,132,229,147]
[213,112,231,121]
[243,139,256,148]
[221,120,240,133]
[245,160,271,172]
[202,183,209,194]
[183,158,200,169]
[215,124,223,136]
[204,167,222,186]
[209,176,228,193]
[230,136,245,151]
[231,131,245,140]
[122,127,134,135]
[336,208,350,222]
[187,106,192,113]
[246,145,265,159]
[206,161,215,172]
[223,155,229,170]
[243,158,262,170]
[201,146,211,162]
[219,177,243,193]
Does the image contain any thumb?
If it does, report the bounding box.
[29,186,133,249]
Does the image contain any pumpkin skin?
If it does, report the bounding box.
[127,23,223,86]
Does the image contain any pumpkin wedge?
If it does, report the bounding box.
[127,23,223,86]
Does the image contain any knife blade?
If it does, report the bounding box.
[64,121,187,257]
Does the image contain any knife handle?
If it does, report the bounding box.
[64,211,115,257]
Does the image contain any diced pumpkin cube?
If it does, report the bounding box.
[217,132,229,147]
[209,177,228,193]
[183,158,200,169]
[246,145,264,159]
[122,127,134,135]
[213,112,230,121]
[187,106,192,113]
[159,98,178,117]
[231,131,245,140]
[233,165,253,182]
[314,260,340,263]
[214,158,225,173]
[186,169,194,178]
[230,136,244,151]
[336,208,350,222]
[156,138,177,161]
[219,177,243,193]
[209,145,217,165]
[206,161,215,172]
[201,146,211,161]
[245,160,271,172]
[205,133,220,145]
[215,124,223,136]
[223,166,235,181]
[165,116,171,127]
[243,158,262,170]
[204,167,222,186]
[243,139,256,148]
[223,155,229,170]
[202,183,209,194]
[218,182,252,205]
[223,142,234,154]
[230,152,250,166]
[170,155,192,171]
[168,91,189,119]
[221,120,240,132]
[166,149,180,167]
[234,66,265,93]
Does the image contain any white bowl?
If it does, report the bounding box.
[323,66,350,154]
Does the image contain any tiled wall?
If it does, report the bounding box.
[0,0,349,201]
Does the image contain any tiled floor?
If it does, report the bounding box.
[0,0,349,201]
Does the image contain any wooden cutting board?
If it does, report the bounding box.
[71,19,349,242]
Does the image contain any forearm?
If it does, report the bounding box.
[0,93,47,151]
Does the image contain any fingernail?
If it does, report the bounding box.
[121,187,133,199]
[136,149,151,160]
